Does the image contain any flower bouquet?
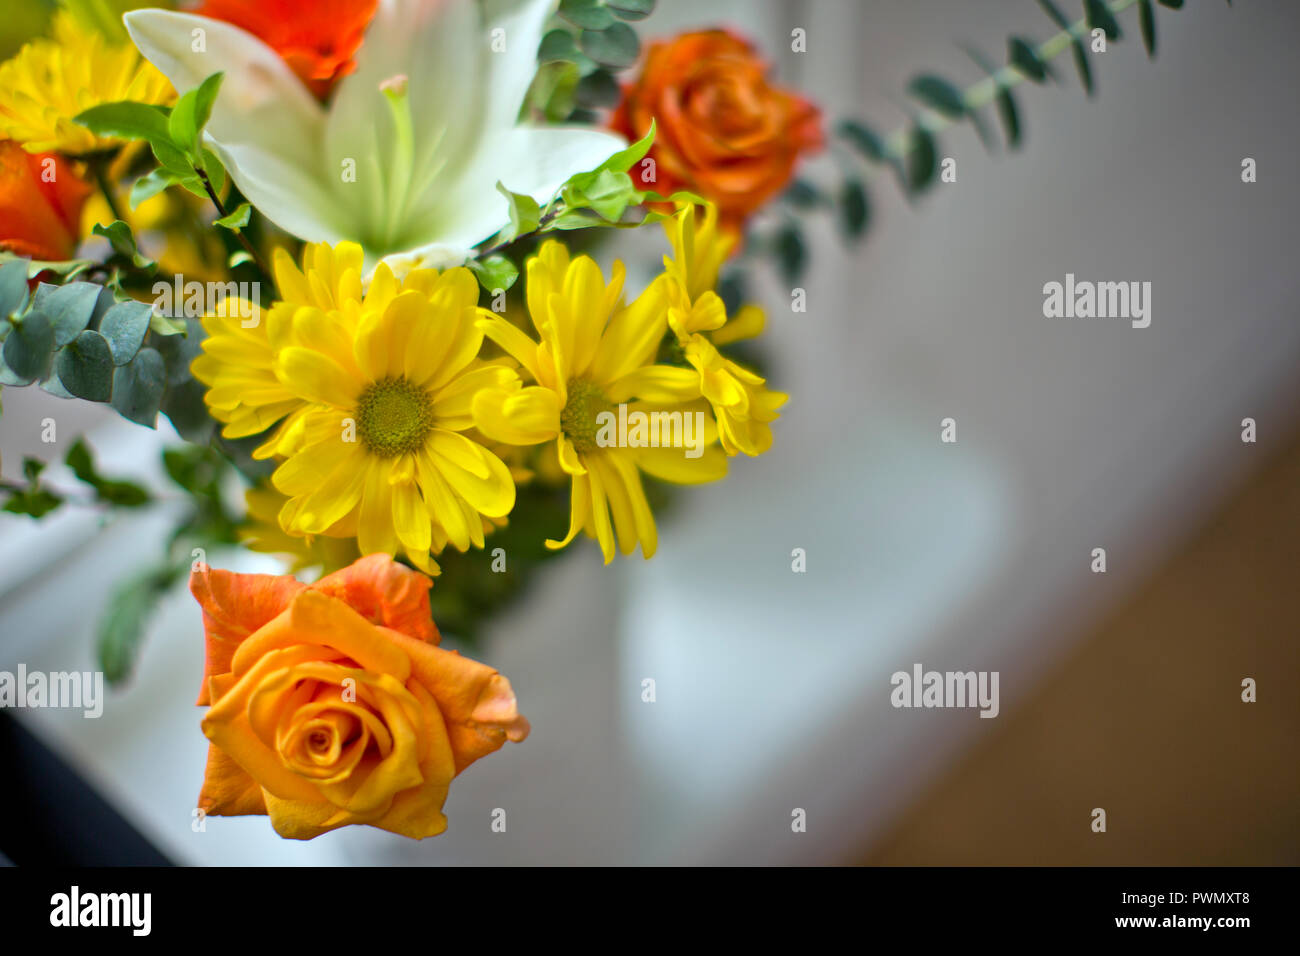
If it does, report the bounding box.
[0,0,1201,841]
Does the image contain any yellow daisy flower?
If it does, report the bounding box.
[192,242,371,460]
[265,246,517,574]
[472,241,727,563]
[0,10,173,155]
[660,201,788,457]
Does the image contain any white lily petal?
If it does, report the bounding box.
[480,0,557,132]
[124,9,345,244]
[497,125,632,206]
[392,125,627,259]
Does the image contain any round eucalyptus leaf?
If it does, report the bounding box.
[2,311,55,383]
[111,346,166,427]
[579,22,640,69]
[55,329,114,402]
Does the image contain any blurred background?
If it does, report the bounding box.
[1,0,1297,865]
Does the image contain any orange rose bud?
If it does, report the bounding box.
[193,0,379,99]
[611,29,824,232]
[0,141,91,262]
[190,553,529,840]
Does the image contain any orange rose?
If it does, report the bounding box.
[611,29,824,230]
[0,140,91,261]
[194,0,378,99]
[191,553,529,840]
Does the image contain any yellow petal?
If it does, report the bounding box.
[278,347,363,407]
[471,385,560,446]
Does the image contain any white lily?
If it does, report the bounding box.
[124,0,626,272]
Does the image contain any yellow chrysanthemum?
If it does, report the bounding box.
[0,9,173,154]
[192,242,368,460]
[472,241,727,563]
[660,201,787,457]
[264,245,517,574]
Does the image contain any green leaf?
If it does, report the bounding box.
[200,147,226,196]
[560,0,616,30]
[774,226,806,285]
[74,100,171,144]
[161,376,216,444]
[967,106,997,154]
[1138,0,1156,57]
[191,73,224,134]
[0,252,93,281]
[41,282,101,346]
[129,168,177,210]
[64,438,96,483]
[1071,39,1094,95]
[55,329,114,401]
[2,311,54,383]
[576,68,621,108]
[214,202,251,231]
[98,562,183,685]
[0,259,30,319]
[2,487,62,518]
[838,180,870,241]
[1085,0,1121,40]
[468,255,520,293]
[1035,0,1071,30]
[1156,0,1183,7]
[579,22,639,69]
[581,168,640,220]
[546,209,604,230]
[908,74,966,118]
[607,0,654,21]
[553,119,654,208]
[905,125,937,193]
[573,118,654,185]
[92,220,155,271]
[66,438,150,507]
[150,137,205,194]
[495,183,541,243]
[1008,36,1050,82]
[22,458,44,484]
[996,86,1022,149]
[527,59,581,123]
[168,72,224,157]
[99,300,153,365]
[783,179,825,209]
[837,120,885,162]
[111,347,166,427]
[539,28,578,61]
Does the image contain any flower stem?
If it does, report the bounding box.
[89,156,126,224]
[195,167,271,277]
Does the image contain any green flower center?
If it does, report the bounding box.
[356,377,435,458]
[560,379,615,453]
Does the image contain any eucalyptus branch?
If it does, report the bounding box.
[878,0,1142,173]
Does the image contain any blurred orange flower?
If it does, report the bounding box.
[193,0,378,98]
[611,29,824,232]
[0,140,90,261]
[191,553,529,840]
